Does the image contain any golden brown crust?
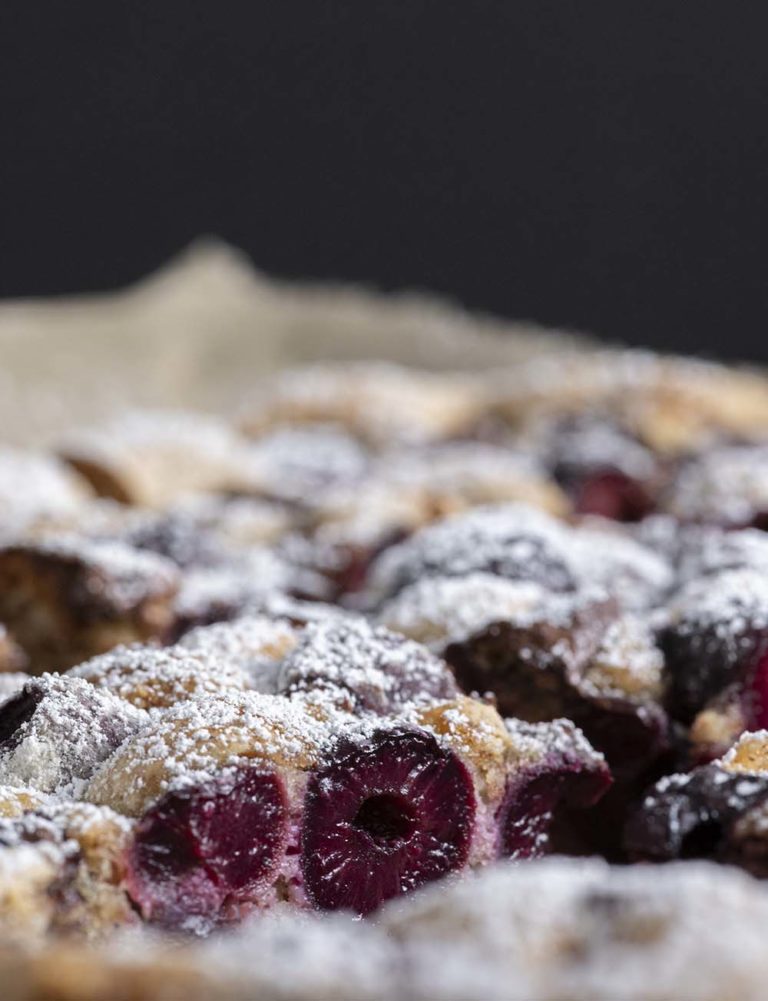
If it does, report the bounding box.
[51,804,136,938]
[0,540,178,673]
[241,363,484,446]
[364,445,571,525]
[722,732,768,775]
[0,944,219,1001]
[69,644,249,710]
[59,411,255,509]
[0,628,27,674]
[0,803,134,943]
[0,787,48,820]
[580,615,664,702]
[62,457,134,506]
[689,696,747,764]
[423,474,569,521]
[416,696,513,803]
[0,845,63,943]
[86,693,326,817]
[492,351,768,454]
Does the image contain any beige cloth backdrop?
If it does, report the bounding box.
[0,240,587,445]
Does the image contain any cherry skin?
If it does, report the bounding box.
[301,729,475,916]
[125,765,287,932]
[572,471,653,523]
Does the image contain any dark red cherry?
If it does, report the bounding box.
[573,471,654,522]
[301,729,474,915]
[126,766,287,932]
[660,620,768,724]
[744,649,768,730]
[499,763,612,858]
[0,685,45,748]
[568,700,670,782]
[625,764,768,864]
[444,601,669,780]
[279,620,459,716]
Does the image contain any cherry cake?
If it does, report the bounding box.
[4,350,768,998]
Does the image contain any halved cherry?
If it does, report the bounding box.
[301,729,475,915]
[126,765,287,932]
[499,763,612,858]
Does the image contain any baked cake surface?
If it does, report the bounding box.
[3,350,768,998]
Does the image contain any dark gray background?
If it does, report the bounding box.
[2,2,767,361]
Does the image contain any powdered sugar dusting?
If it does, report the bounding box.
[668,568,768,646]
[504,716,606,768]
[366,502,669,612]
[178,615,300,692]
[569,523,672,610]
[278,618,459,715]
[204,910,397,1000]
[6,354,768,979]
[173,548,327,625]
[374,441,562,508]
[379,574,550,648]
[532,412,659,479]
[0,672,30,702]
[5,534,179,609]
[384,857,768,1001]
[8,857,768,999]
[60,409,262,508]
[0,674,146,795]
[664,444,768,524]
[241,362,480,445]
[172,492,294,546]
[68,642,249,708]
[242,424,371,502]
[87,691,332,812]
[366,503,577,602]
[639,519,768,588]
[0,447,88,534]
[61,409,249,473]
[583,615,665,700]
